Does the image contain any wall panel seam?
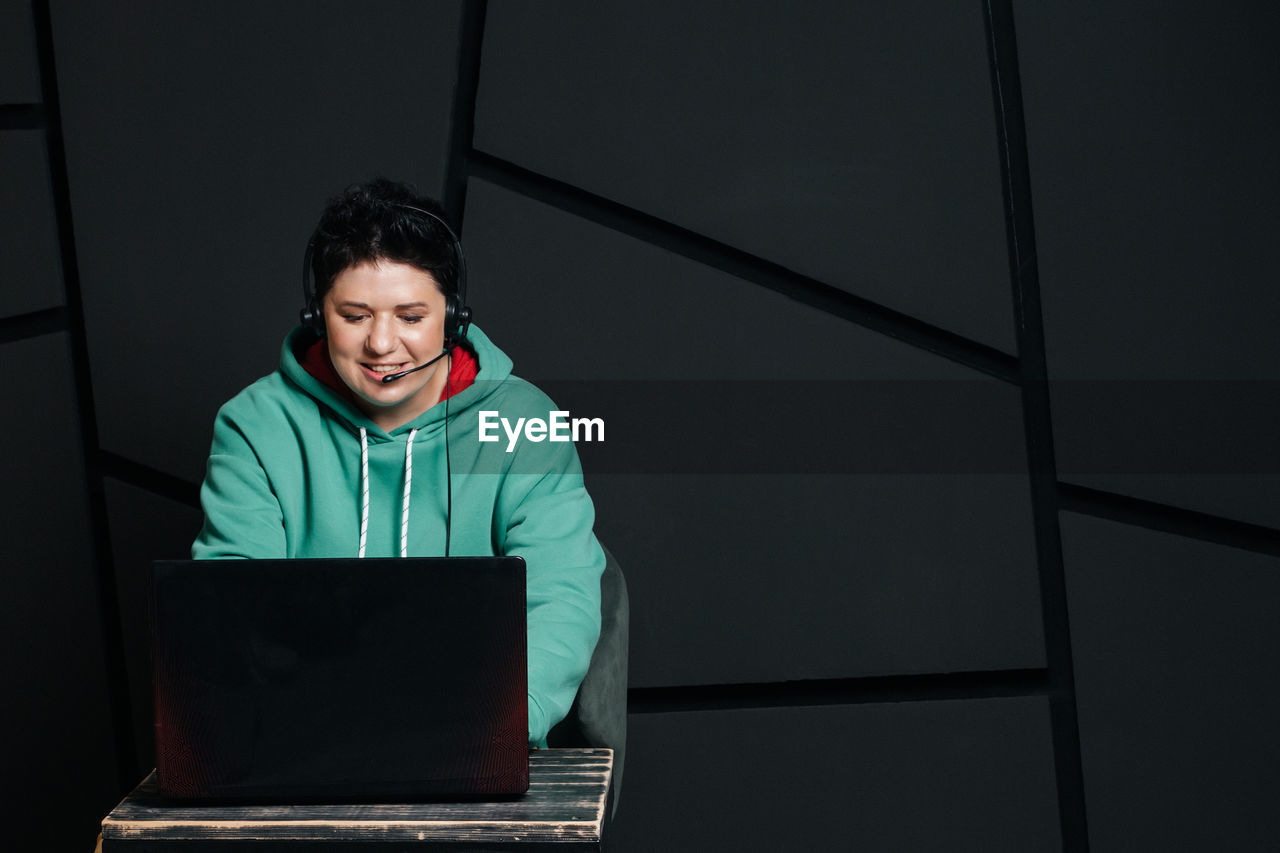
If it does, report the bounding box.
[468,149,1019,382]
[0,306,67,343]
[32,0,139,793]
[1059,482,1280,558]
[628,669,1049,714]
[984,0,1090,849]
[443,0,488,230]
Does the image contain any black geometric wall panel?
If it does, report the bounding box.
[595,474,1045,686]
[1062,513,1280,851]
[0,131,63,317]
[1018,0,1280,527]
[51,0,463,483]
[10,2,1273,847]
[475,1,1015,351]
[611,700,1060,852]
[463,180,1044,685]
[464,179,1000,382]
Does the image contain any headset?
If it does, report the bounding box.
[299,203,472,348]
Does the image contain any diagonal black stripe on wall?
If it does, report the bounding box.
[443,0,488,230]
[32,0,138,791]
[984,0,1089,849]
[100,451,202,511]
[1059,482,1280,560]
[0,306,66,344]
[469,150,1020,383]
[629,669,1048,714]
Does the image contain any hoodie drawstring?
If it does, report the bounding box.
[356,426,418,559]
[358,427,370,558]
[401,428,417,558]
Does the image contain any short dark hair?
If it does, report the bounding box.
[309,178,459,304]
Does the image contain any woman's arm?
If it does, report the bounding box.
[191,402,288,559]
[497,448,605,746]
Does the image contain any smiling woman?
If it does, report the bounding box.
[190,179,605,748]
[325,262,452,431]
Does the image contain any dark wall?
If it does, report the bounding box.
[3,1,1277,850]
[52,0,463,483]
[1,3,120,849]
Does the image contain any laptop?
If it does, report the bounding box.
[149,556,528,802]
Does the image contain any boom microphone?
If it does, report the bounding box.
[380,348,450,383]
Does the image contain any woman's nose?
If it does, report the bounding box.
[365,317,396,354]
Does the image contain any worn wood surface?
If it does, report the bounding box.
[101,748,611,850]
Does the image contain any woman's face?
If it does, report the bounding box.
[323,260,450,431]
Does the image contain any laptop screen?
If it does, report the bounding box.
[150,556,528,801]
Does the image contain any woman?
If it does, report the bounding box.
[192,178,605,747]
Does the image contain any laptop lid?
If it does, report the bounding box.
[150,557,528,802]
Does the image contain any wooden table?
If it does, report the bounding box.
[100,748,612,851]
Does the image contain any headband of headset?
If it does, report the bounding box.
[299,202,471,345]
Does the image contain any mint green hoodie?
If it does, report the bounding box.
[192,324,605,746]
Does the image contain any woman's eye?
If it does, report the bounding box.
[399,314,423,324]
[341,314,367,323]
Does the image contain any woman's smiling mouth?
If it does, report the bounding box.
[362,362,408,378]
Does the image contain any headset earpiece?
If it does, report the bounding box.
[300,241,326,336]
[444,298,472,349]
[456,304,472,341]
[299,301,324,335]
